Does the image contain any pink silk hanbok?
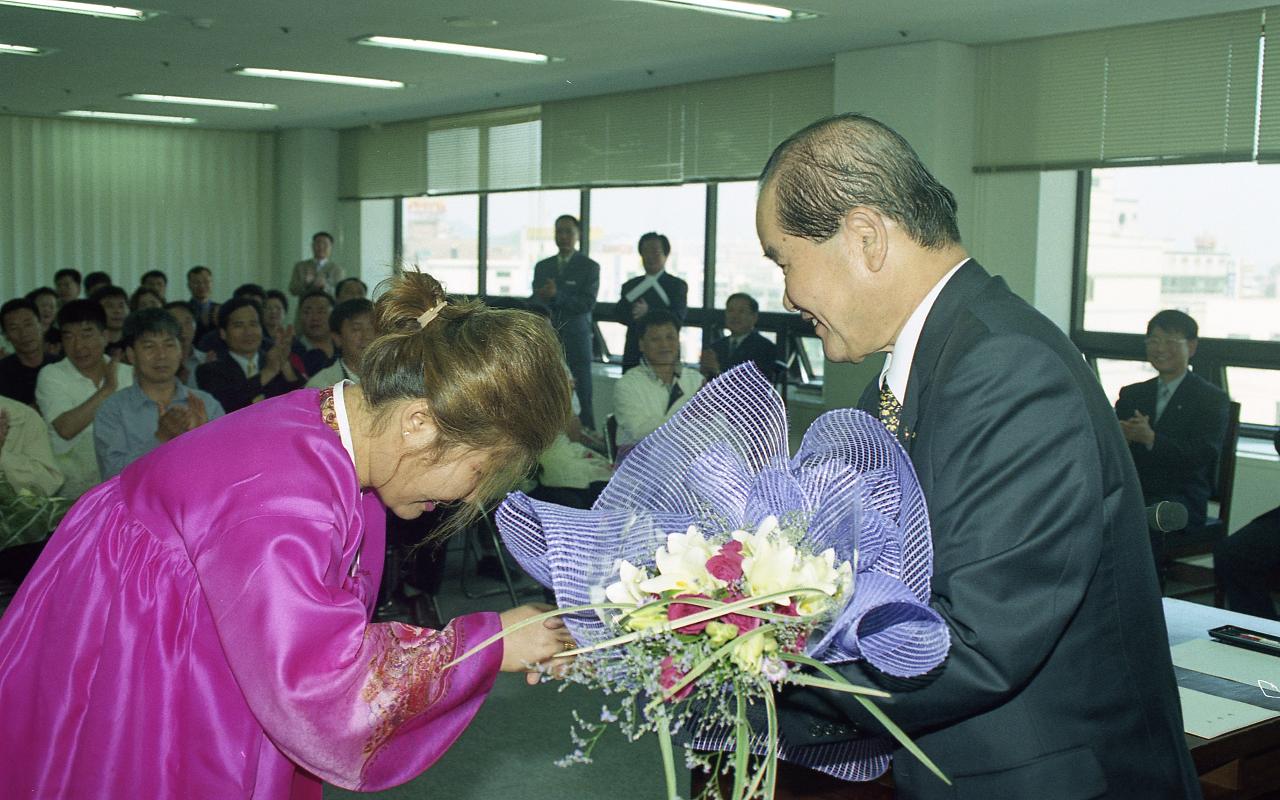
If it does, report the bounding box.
[0,389,503,799]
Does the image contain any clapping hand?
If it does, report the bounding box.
[186,393,210,429]
[155,403,191,443]
[101,352,121,393]
[699,348,721,379]
[1119,411,1155,448]
[631,298,649,320]
[535,277,557,301]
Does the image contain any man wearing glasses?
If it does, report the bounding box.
[1116,309,1229,529]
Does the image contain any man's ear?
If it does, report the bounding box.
[842,206,888,273]
[1186,338,1198,359]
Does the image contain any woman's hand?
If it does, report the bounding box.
[498,603,575,685]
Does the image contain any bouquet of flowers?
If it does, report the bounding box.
[452,365,951,798]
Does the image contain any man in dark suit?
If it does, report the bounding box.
[1116,310,1229,529]
[617,232,687,371]
[532,214,600,429]
[754,114,1198,798]
[699,292,778,381]
[196,297,305,413]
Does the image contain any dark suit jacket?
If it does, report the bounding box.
[532,251,600,349]
[1116,372,1229,528]
[709,330,778,380]
[196,353,306,413]
[778,261,1199,799]
[616,272,688,369]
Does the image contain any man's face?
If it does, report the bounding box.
[32,294,57,329]
[1145,325,1195,379]
[100,296,128,332]
[757,183,883,364]
[2,309,43,357]
[312,235,333,261]
[143,275,167,300]
[724,298,758,337]
[639,323,681,368]
[639,239,667,275]
[188,270,212,301]
[220,305,263,357]
[61,321,107,371]
[167,306,196,352]
[300,297,332,339]
[554,219,579,253]
[55,275,80,302]
[128,331,181,385]
[336,313,375,369]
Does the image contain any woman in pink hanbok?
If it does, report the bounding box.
[0,272,575,799]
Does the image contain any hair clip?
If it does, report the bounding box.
[416,301,446,329]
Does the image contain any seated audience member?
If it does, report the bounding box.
[196,297,303,412]
[196,283,269,354]
[24,287,58,334]
[140,269,168,301]
[292,289,337,376]
[0,396,63,497]
[263,289,289,346]
[94,309,223,479]
[617,232,688,371]
[613,310,702,449]
[1116,309,1229,528]
[54,268,81,305]
[233,283,267,306]
[82,271,112,297]
[0,299,57,407]
[334,276,368,303]
[1214,428,1280,620]
[699,292,778,381]
[90,285,130,358]
[35,300,133,499]
[186,265,219,343]
[306,298,374,388]
[164,301,202,388]
[130,286,163,312]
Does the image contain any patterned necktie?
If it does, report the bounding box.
[879,383,902,435]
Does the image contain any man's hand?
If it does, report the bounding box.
[155,404,191,442]
[535,277,557,301]
[631,298,649,320]
[1119,411,1156,449]
[699,348,721,379]
[186,393,210,429]
[101,352,121,393]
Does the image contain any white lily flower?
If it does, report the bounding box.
[739,529,801,604]
[604,559,653,606]
[637,525,723,595]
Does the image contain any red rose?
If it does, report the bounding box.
[722,589,761,633]
[659,656,694,701]
[705,540,745,582]
[668,594,711,634]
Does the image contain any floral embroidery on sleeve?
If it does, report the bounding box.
[360,621,459,761]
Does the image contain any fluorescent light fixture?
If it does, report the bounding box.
[630,0,809,21]
[233,67,404,89]
[0,0,152,20]
[357,35,550,64]
[61,110,195,124]
[124,93,278,111]
[0,42,51,56]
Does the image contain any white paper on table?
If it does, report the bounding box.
[1179,687,1280,738]
[1171,639,1280,690]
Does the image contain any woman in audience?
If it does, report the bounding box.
[263,288,289,345]
[0,270,574,798]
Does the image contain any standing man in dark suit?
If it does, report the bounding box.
[533,214,600,429]
[1116,310,1229,529]
[617,232,687,371]
[699,292,778,381]
[754,114,1198,798]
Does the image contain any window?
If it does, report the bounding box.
[400,195,479,295]
[1079,164,1280,428]
[589,184,706,308]
[485,189,579,297]
[714,181,786,312]
[1093,358,1156,408]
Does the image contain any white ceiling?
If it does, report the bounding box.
[0,0,1262,131]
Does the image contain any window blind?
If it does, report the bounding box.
[426,106,540,194]
[337,119,429,199]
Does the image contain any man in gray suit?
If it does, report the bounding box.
[288,231,343,297]
[755,114,1199,798]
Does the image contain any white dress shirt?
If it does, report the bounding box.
[879,258,970,400]
[35,356,133,499]
[613,362,703,447]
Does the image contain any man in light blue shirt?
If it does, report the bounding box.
[94,308,224,479]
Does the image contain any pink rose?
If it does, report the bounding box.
[659,656,694,701]
[668,594,711,634]
[705,540,745,582]
[722,590,762,633]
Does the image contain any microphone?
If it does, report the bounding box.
[1146,501,1188,532]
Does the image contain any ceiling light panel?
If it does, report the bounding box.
[0,0,153,20]
[357,35,550,64]
[232,67,405,89]
[629,0,811,22]
[61,110,195,124]
[0,42,52,55]
[124,94,277,111]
